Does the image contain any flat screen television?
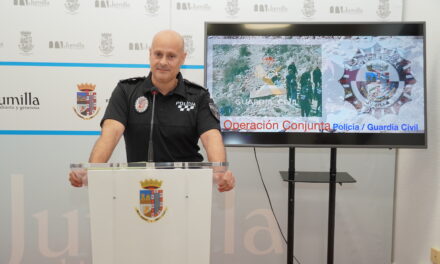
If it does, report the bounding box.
[204,22,427,148]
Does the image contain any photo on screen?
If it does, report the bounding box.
[205,23,426,147]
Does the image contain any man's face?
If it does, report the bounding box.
[149,34,186,86]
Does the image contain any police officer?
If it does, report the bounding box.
[69,30,235,192]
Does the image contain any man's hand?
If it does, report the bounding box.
[200,130,234,192]
[69,119,124,188]
[69,169,88,187]
[214,170,235,192]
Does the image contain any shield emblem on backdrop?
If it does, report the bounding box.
[302,0,316,18]
[145,0,159,15]
[65,0,80,12]
[19,31,34,53]
[73,83,100,120]
[77,91,96,115]
[183,35,195,56]
[225,0,239,16]
[99,33,114,55]
[136,179,167,222]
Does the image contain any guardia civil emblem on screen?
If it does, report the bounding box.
[339,43,416,117]
[136,179,167,222]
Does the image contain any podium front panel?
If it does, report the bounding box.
[88,168,213,264]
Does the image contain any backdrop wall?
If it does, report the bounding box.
[394,1,440,264]
[0,1,410,264]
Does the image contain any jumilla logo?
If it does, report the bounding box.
[329,5,363,15]
[73,83,100,120]
[13,0,49,7]
[95,0,130,8]
[49,40,84,50]
[339,43,416,118]
[253,3,287,13]
[176,2,210,11]
[128,42,148,51]
[0,92,40,110]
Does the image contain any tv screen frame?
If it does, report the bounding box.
[204,22,427,148]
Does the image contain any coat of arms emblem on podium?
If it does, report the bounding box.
[136,179,167,222]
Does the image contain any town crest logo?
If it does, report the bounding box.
[65,0,80,13]
[73,83,100,120]
[145,0,159,15]
[302,0,316,18]
[99,33,114,56]
[18,31,34,54]
[339,43,416,118]
[136,179,167,222]
[183,35,195,56]
[377,0,391,19]
[225,0,239,16]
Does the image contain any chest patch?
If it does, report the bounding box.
[176,101,196,112]
[134,96,149,113]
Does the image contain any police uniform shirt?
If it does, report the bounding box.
[101,72,220,162]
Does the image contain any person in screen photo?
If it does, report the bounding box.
[299,70,313,117]
[312,66,322,115]
[210,42,322,120]
[286,62,298,103]
[69,30,235,193]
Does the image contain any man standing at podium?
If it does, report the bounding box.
[69,30,235,192]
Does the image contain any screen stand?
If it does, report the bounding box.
[280,148,356,264]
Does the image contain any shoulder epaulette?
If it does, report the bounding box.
[184,79,207,90]
[119,76,146,84]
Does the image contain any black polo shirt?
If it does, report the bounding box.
[102,73,220,162]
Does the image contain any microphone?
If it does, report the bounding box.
[147,88,158,162]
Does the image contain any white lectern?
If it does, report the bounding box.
[71,162,227,264]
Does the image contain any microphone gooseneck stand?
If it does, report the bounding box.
[147,89,157,162]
